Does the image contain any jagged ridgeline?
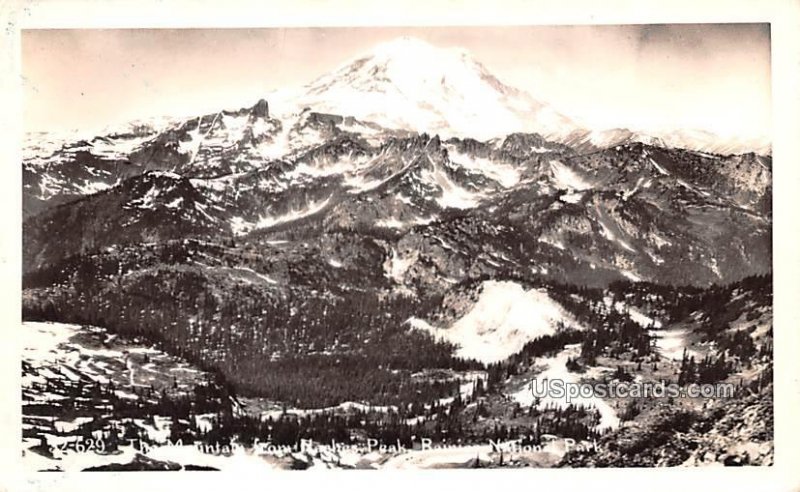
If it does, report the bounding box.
[22,37,772,469]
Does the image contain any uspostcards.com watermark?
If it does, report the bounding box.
[530,379,736,403]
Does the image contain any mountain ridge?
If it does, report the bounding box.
[26,37,765,157]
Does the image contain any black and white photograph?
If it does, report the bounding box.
[13,19,786,474]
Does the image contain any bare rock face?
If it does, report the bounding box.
[559,386,774,467]
[252,98,269,119]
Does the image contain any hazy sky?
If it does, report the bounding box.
[22,25,771,139]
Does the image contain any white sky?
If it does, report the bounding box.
[22,25,771,139]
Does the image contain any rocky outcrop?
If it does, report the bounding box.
[559,386,773,467]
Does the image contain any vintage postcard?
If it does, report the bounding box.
[3,0,800,490]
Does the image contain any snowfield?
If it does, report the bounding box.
[22,321,222,471]
[408,280,583,364]
[601,296,699,360]
[509,344,621,431]
[650,327,698,360]
[447,148,521,188]
[268,37,579,142]
[145,444,283,471]
[256,196,332,229]
[384,248,417,284]
[258,401,398,421]
[420,165,482,209]
[379,440,564,469]
[549,160,592,191]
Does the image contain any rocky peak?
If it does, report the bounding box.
[252,98,269,119]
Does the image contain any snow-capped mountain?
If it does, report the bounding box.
[258,37,769,155]
[650,128,771,156]
[24,36,769,181]
[562,127,771,156]
[268,37,579,142]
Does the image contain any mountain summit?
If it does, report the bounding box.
[272,37,579,142]
[265,37,769,155]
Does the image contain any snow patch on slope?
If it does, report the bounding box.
[376,216,435,229]
[256,196,332,229]
[447,149,520,188]
[509,344,620,430]
[647,154,670,176]
[421,166,481,209]
[549,160,591,191]
[384,248,417,283]
[408,281,582,363]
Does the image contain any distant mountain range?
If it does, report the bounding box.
[23,88,771,287]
